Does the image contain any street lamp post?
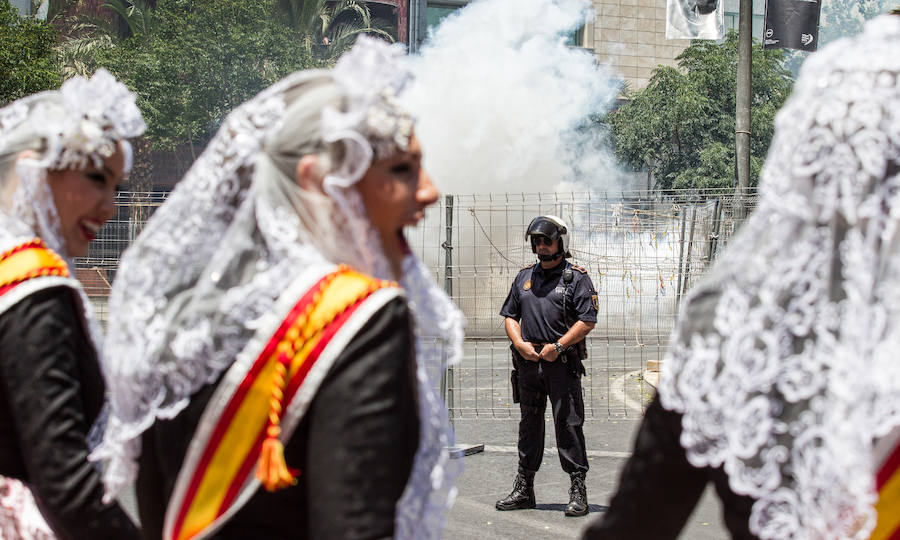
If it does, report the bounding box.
[734,0,753,220]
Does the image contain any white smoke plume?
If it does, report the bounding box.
[404,0,632,195]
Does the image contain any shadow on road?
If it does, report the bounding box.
[533,503,609,513]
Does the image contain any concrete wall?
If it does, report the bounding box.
[587,0,692,91]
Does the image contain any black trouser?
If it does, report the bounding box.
[514,349,589,476]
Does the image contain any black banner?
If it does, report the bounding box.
[764,0,822,52]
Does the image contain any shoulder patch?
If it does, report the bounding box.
[570,264,587,274]
[520,263,536,271]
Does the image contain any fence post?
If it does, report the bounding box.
[675,207,687,311]
[441,195,454,421]
[683,205,698,297]
[708,199,722,261]
[441,194,485,458]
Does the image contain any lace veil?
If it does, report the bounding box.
[92,38,464,538]
[0,69,145,350]
[659,15,900,540]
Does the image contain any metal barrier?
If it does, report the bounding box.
[76,188,757,418]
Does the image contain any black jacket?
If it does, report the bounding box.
[136,297,420,540]
[0,286,139,539]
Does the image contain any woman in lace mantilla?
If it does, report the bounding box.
[0,70,144,539]
[584,13,900,540]
[92,37,465,540]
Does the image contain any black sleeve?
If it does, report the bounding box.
[572,273,598,323]
[0,287,139,540]
[582,395,709,540]
[305,297,419,540]
[499,276,521,320]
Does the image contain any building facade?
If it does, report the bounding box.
[406,0,765,91]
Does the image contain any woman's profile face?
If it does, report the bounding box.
[357,134,440,248]
[46,144,126,257]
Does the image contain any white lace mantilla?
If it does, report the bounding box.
[659,16,900,540]
[0,70,145,360]
[93,38,464,539]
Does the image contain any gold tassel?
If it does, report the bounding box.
[256,353,300,492]
[256,425,299,492]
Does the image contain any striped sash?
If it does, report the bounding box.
[164,265,401,540]
[0,239,68,296]
[870,431,900,540]
[0,239,72,318]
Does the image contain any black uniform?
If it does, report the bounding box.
[500,259,598,476]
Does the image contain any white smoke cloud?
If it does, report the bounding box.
[404,0,633,195]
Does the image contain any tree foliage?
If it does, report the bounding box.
[0,0,61,105]
[57,0,394,150]
[783,0,892,75]
[819,0,892,46]
[277,0,394,63]
[85,0,324,150]
[607,32,793,190]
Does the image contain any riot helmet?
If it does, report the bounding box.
[526,215,571,260]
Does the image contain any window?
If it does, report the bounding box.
[565,26,585,47]
[426,5,462,29]
[424,1,468,30]
[408,0,469,50]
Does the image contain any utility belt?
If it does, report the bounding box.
[509,341,587,403]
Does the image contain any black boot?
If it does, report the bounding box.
[495,472,536,510]
[564,472,588,516]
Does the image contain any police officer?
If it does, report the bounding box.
[496,215,597,517]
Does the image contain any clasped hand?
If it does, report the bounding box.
[516,342,559,362]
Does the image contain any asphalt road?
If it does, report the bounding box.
[448,417,729,540]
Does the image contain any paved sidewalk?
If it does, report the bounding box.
[447,416,728,540]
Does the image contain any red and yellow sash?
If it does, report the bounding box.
[870,440,900,540]
[0,239,68,298]
[167,266,399,540]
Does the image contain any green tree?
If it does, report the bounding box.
[0,0,61,105]
[608,32,793,190]
[57,0,158,79]
[278,0,393,62]
[91,0,322,151]
[819,0,892,46]
[783,0,892,76]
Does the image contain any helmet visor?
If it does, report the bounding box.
[527,218,563,240]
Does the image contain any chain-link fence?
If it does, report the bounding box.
[75,192,166,323]
[76,188,757,418]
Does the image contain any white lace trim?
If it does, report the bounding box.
[659,16,900,540]
[0,70,144,173]
[93,38,464,538]
[323,36,414,169]
[92,86,292,499]
[0,476,56,540]
[0,72,144,365]
[395,255,465,539]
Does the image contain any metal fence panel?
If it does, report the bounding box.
[77,189,756,418]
